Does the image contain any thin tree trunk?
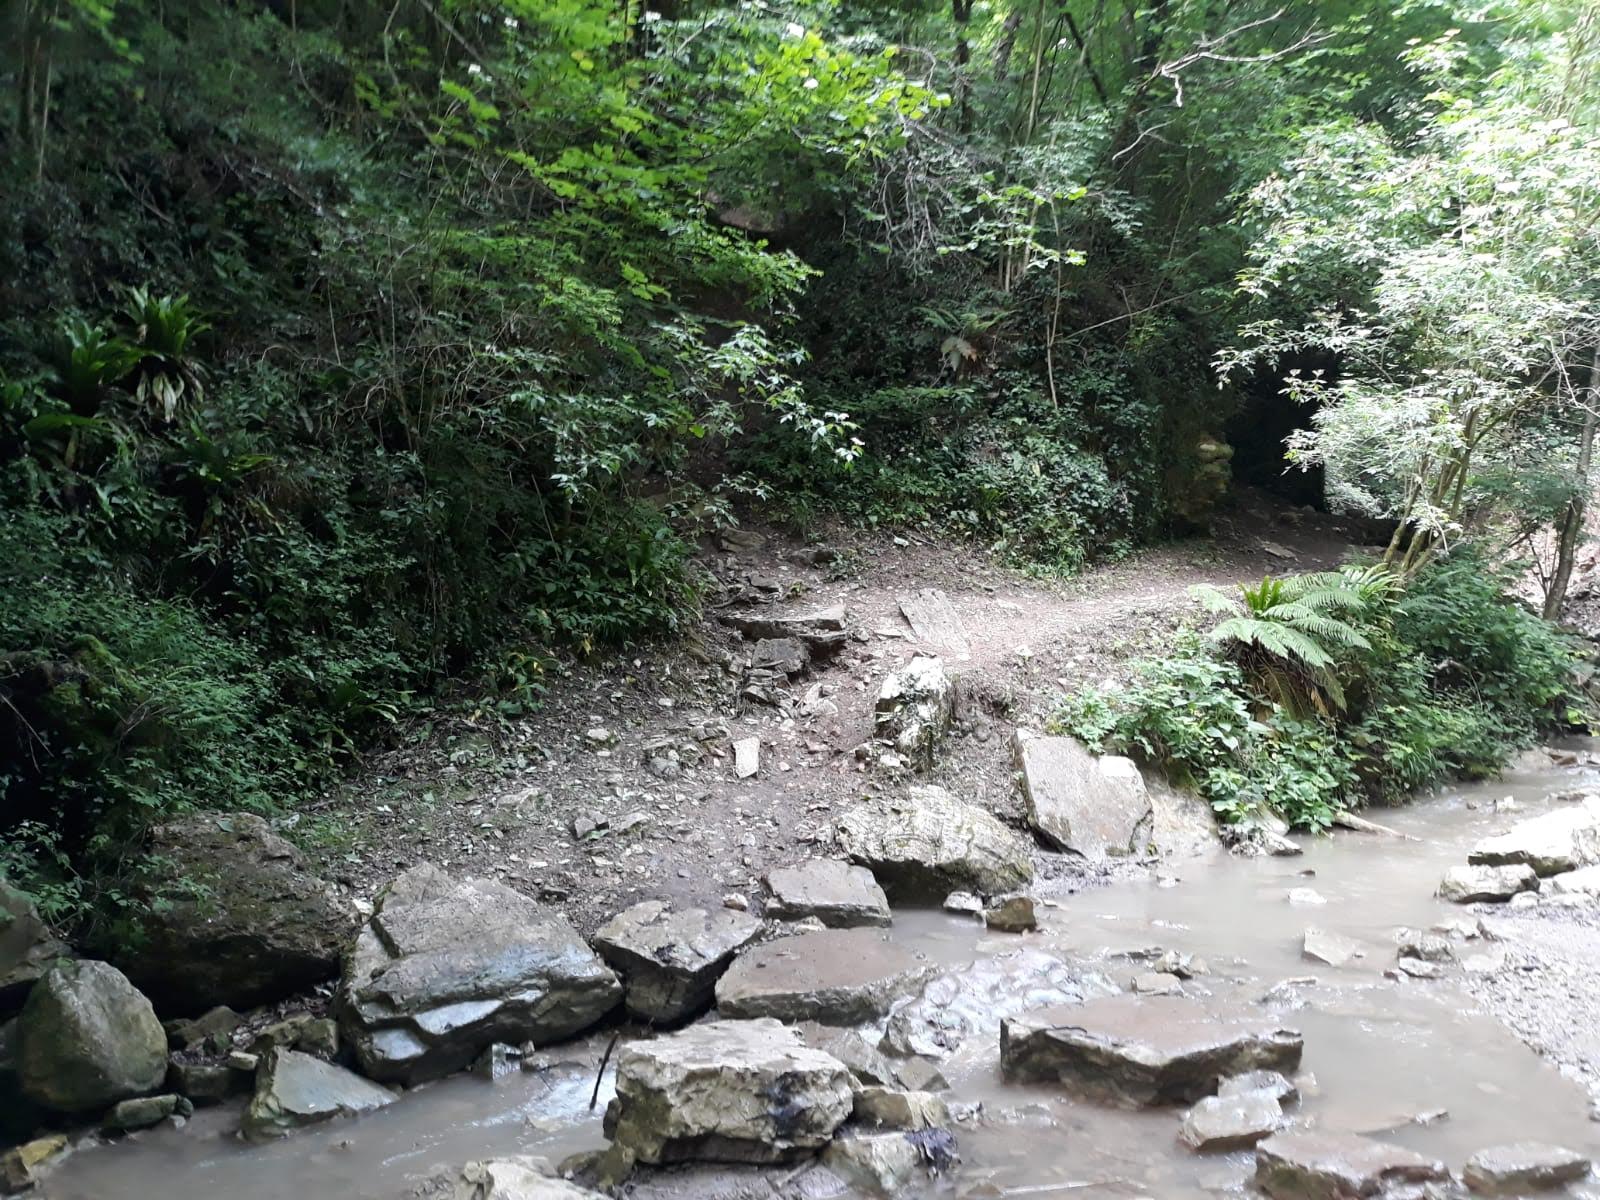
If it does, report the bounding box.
[1544,347,1600,619]
[952,0,973,134]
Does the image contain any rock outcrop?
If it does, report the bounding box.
[0,881,69,1014]
[874,656,957,770]
[338,865,621,1083]
[1015,732,1152,860]
[1254,1131,1448,1200]
[1438,864,1539,904]
[716,929,934,1025]
[241,1047,395,1141]
[764,860,892,928]
[605,1018,854,1164]
[110,812,353,1013]
[17,960,167,1114]
[1468,802,1600,876]
[836,786,1034,898]
[592,900,760,1024]
[1000,994,1303,1107]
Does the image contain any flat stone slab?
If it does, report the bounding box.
[1544,864,1600,898]
[897,589,970,657]
[716,929,934,1024]
[1469,801,1600,876]
[1438,864,1539,904]
[241,1048,395,1142]
[453,1157,608,1200]
[606,1018,853,1164]
[592,901,761,1023]
[1220,1070,1298,1106]
[836,786,1034,899]
[1015,732,1152,860]
[1180,1089,1283,1152]
[764,860,891,928]
[1000,994,1303,1107]
[1254,1131,1448,1200]
[1301,927,1366,967]
[1463,1143,1591,1194]
[338,865,621,1083]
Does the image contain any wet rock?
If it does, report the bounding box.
[942,892,983,916]
[1544,864,1600,897]
[1155,950,1208,979]
[882,948,1118,1059]
[1287,888,1327,906]
[1181,1090,1283,1152]
[592,900,761,1023]
[1254,1131,1448,1200]
[103,1092,191,1131]
[1301,927,1366,967]
[473,1042,520,1081]
[1014,731,1152,861]
[716,929,934,1025]
[109,812,353,1013]
[164,1004,242,1053]
[1394,929,1456,963]
[1469,801,1600,876]
[1462,1143,1591,1194]
[1000,994,1303,1107]
[1133,971,1185,996]
[18,960,167,1114]
[854,1086,949,1131]
[253,1012,335,1056]
[893,1057,950,1092]
[454,1156,609,1200]
[241,1046,395,1141]
[874,656,957,770]
[836,786,1034,899]
[1220,1070,1298,1106]
[792,1022,899,1086]
[823,1132,943,1195]
[0,881,70,1014]
[0,1134,67,1193]
[983,894,1037,932]
[1394,958,1442,980]
[338,865,622,1084]
[1438,864,1539,904]
[168,1060,248,1105]
[764,860,892,929]
[605,1018,854,1164]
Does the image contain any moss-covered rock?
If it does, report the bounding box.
[17,960,167,1114]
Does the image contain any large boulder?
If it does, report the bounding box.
[875,656,957,770]
[1462,1143,1591,1194]
[882,948,1118,1060]
[109,812,353,1013]
[338,865,622,1084]
[716,929,934,1025]
[1014,732,1152,860]
[17,960,167,1114]
[454,1157,609,1200]
[1000,994,1302,1107]
[0,881,70,1014]
[836,786,1034,899]
[240,1047,395,1141]
[591,901,761,1024]
[764,860,892,928]
[1438,864,1539,904]
[1254,1131,1448,1200]
[605,1018,854,1164]
[1468,801,1600,876]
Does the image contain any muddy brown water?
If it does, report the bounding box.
[44,762,1600,1199]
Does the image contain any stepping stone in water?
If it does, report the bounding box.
[764,859,892,928]
[715,929,935,1025]
[1254,1131,1448,1200]
[1301,927,1366,967]
[1468,801,1600,876]
[897,588,971,657]
[1438,864,1538,904]
[592,900,762,1023]
[1000,994,1303,1107]
[1180,1089,1283,1152]
[241,1048,395,1142]
[1462,1143,1591,1194]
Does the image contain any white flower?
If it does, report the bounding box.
[803,77,819,90]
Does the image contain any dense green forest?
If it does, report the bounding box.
[3,0,1598,914]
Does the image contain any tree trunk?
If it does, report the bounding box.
[952,0,973,133]
[1543,347,1600,620]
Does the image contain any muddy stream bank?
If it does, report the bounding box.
[43,762,1600,1200]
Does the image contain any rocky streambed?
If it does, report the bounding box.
[5,752,1600,1200]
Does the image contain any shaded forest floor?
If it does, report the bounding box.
[295,491,1368,932]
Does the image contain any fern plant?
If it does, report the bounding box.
[1191,569,1386,715]
[120,288,208,422]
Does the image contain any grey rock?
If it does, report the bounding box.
[942,892,983,916]
[241,1047,395,1141]
[453,1157,609,1200]
[1015,732,1152,860]
[751,638,809,676]
[764,860,891,929]
[836,786,1034,899]
[108,813,353,1013]
[1220,1070,1298,1106]
[1148,783,1223,860]
[1438,864,1539,904]
[1544,864,1600,897]
[337,865,622,1083]
[1301,927,1366,967]
[0,1134,68,1193]
[1469,801,1600,876]
[984,894,1037,932]
[1133,971,1184,996]
[18,960,167,1114]
[0,881,70,1014]
[1395,958,1442,980]
[893,1056,950,1092]
[722,607,849,659]
[103,1092,191,1131]
[822,1133,940,1195]
[164,1005,242,1053]
[605,1018,854,1164]
[1462,1143,1591,1194]
[1394,929,1456,963]
[716,929,934,1025]
[896,589,971,657]
[874,656,957,770]
[883,948,1118,1059]
[168,1061,248,1105]
[733,736,761,779]
[1180,1090,1283,1151]
[1000,994,1303,1107]
[853,1086,949,1131]
[1254,1131,1448,1200]
[473,1042,520,1081]
[791,1021,899,1086]
[592,900,761,1023]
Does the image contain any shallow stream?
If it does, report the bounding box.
[44,760,1600,1199]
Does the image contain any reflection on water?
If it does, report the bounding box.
[44,762,1600,1200]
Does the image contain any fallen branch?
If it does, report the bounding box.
[1332,812,1420,841]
